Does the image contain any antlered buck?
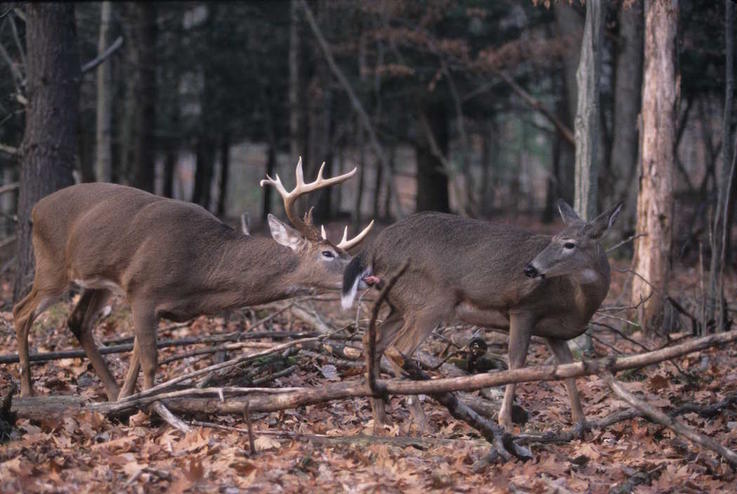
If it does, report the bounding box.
[343,200,622,431]
[14,159,372,401]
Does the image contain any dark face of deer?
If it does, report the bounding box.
[524,201,623,281]
[268,214,351,290]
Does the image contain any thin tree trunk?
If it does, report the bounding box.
[95,1,113,182]
[573,0,604,221]
[14,3,79,301]
[131,2,156,192]
[631,0,678,335]
[192,137,215,210]
[216,133,230,218]
[289,0,300,161]
[610,0,643,234]
[708,0,735,332]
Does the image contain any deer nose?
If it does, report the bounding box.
[523,264,539,278]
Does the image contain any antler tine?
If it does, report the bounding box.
[320,225,327,240]
[336,219,375,251]
[261,157,362,237]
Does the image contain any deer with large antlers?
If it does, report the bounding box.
[13,158,372,401]
[343,200,622,432]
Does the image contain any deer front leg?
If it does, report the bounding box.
[545,337,586,431]
[68,289,119,401]
[499,312,533,431]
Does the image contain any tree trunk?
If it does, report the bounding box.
[554,3,583,207]
[216,133,230,218]
[415,99,450,213]
[131,2,156,192]
[95,1,113,182]
[192,136,215,210]
[163,148,176,199]
[289,0,301,161]
[707,0,735,332]
[631,0,678,335]
[14,3,80,301]
[573,0,604,221]
[610,0,644,235]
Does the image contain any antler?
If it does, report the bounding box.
[260,157,362,240]
[320,220,375,251]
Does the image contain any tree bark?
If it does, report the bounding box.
[631,0,678,334]
[573,0,604,221]
[415,99,450,212]
[14,3,79,301]
[609,0,643,234]
[95,1,113,182]
[131,2,156,192]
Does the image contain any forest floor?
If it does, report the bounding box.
[0,259,736,493]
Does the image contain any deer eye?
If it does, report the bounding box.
[563,242,576,250]
[321,250,336,259]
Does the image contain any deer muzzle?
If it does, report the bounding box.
[523,263,542,279]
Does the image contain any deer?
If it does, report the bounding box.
[13,158,373,402]
[342,200,622,432]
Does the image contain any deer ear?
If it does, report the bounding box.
[556,200,582,225]
[586,202,624,239]
[268,214,306,252]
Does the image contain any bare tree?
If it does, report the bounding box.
[131,2,157,192]
[631,0,679,333]
[14,4,80,301]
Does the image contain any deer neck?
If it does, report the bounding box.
[212,235,306,307]
[570,252,611,321]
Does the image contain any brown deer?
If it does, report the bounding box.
[342,200,622,432]
[13,159,373,401]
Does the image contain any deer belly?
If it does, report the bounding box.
[72,277,125,296]
[455,301,510,329]
[532,316,586,340]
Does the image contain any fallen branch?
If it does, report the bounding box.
[601,371,737,469]
[150,401,191,433]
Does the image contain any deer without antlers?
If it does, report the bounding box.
[343,200,622,432]
[13,158,373,401]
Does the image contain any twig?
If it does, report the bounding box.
[606,233,647,254]
[0,183,18,195]
[81,36,123,73]
[601,371,737,469]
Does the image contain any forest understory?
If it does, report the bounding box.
[0,261,735,493]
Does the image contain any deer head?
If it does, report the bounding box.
[262,157,374,291]
[523,200,623,282]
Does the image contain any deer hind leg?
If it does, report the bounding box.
[499,312,534,431]
[367,310,404,427]
[386,310,446,434]
[545,337,585,428]
[118,338,141,399]
[131,303,158,391]
[13,287,62,397]
[67,289,119,401]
